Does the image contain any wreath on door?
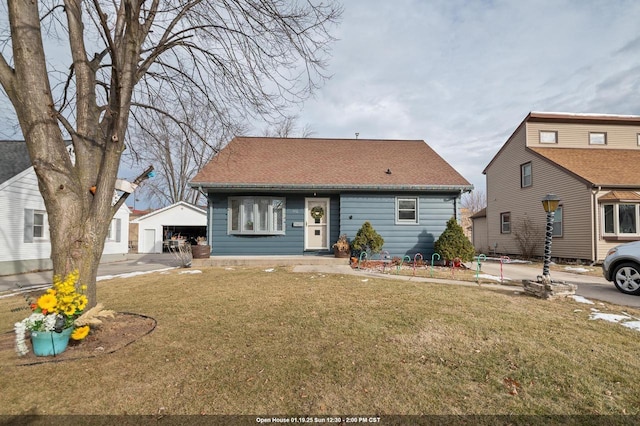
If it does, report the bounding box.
[310,206,325,220]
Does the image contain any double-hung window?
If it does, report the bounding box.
[521,162,532,188]
[229,197,285,235]
[396,197,418,224]
[500,212,511,234]
[24,209,47,243]
[552,206,563,237]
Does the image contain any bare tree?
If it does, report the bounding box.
[264,115,315,138]
[462,189,487,214]
[0,1,341,307]
[126,104,246,207]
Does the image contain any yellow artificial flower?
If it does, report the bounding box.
[37,294,57,312]
[63,304,77,316]
[71,326,90,340]
[76,295,88,311]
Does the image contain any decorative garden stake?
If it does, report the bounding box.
[475,254,487,282]
[397,255,411,275]
[413,253,423,276]
[380,250,390,273]
[358,251,368,270]
[430,253,441,277]
[452,257,461,279]
[500,256,511,283]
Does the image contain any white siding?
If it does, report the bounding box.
[133,202,207,253]
[0,167,130,274]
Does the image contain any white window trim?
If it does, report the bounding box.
[32,210,47,241]
[589,132,607,145]
[602,203,640,236]
[552,206,563,237]
[500,212,511,234]
[521,162,532,188]
[228,196,286,235]
[540,130,558,144]
[395,197,419,224]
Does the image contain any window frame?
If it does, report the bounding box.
[395,197,419,224]
[228,196,286,235]
[32,211,46,240]
[589,132,607,145]
[500,212,511,234]
[602,203,640,237]
[520,162,532,188]
[552,205,563,237]
[539,130,558,144]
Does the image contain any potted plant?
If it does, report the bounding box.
[14,270,113,357]
[332,234,351,258]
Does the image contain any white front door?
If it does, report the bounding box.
[305,198,330,250]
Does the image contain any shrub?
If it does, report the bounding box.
[351,221,384,254]
[513,216,541,259]
[434,217,475,263]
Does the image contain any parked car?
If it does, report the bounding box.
[602,241,640,295]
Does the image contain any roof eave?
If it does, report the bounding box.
[189,183,474,192]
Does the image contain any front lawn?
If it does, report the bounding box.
[1,267,638,416]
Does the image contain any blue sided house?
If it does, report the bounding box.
[189,137,473,258]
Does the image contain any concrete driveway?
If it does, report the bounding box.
[0,254,178,296]
[479,260,640,308]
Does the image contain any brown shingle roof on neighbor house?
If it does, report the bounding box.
[529,147,640,187]
[191,137,472,190]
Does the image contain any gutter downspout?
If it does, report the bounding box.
[198,185,214,248]
[592,186,601,264]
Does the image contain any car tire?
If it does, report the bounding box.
[612,262,640,295]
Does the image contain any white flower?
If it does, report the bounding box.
[14,321,28,356]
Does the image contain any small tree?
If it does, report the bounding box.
[351,221,384,254]
[434,217,476,263]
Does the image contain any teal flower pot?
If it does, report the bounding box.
[30,327,73,356]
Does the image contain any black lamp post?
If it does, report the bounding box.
[541,193,561,282]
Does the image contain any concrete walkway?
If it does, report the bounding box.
[293,260,640,308]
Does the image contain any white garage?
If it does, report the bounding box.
[132,201,207,254]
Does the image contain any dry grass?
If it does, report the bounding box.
[1,266,639,416]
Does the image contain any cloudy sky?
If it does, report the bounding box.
[293,0,640,193]
[2,1,640,201]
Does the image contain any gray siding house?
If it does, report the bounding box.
[190,137,472,258]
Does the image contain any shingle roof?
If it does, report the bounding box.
[598,191,640,201]
[529,147,640,187]
[190,137,472,190]
[0,140,32,184]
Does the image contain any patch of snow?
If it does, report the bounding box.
[564,266,591,273]
[264,268,275,272]
[571,295,595,305]
[179,270,202,274]
[224,267,234,270]
[589,312,631,323]
[96,267,176,281]
[476,273,511,282]
[622,321,640,332]
[362,279,369,282]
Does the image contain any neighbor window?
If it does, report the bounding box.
[603,203,639,236]
[521,162,532,188]
[552,206,563,237]
[500,212,511,234]
[396,197,418,224]
[106,218,122,242]
[24,209,47,243]
[229,197,285,235]
[540,130,557,144]
[589,132,606,145]
[637,133,640,146]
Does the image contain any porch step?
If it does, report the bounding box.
[192,255,349,268]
